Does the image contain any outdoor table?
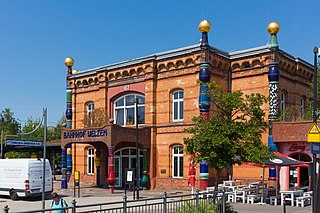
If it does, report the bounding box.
[280,190,303,206]
[226,185,245,192]
[223,180,242,187]
[303,191,312,197]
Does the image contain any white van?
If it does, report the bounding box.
[0,158,53,200]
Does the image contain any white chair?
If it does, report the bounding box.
[247,194,258,204]
[296,196,312,207]
[269,196,278,206]
[226,192,235,202]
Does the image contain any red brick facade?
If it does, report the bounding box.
[62,44,313,190]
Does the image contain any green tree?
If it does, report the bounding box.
[82,108,109,127]
[21,115,66,141]
[0,108,20,136]
[21,117,44,140]
[303,63,320,120]
[184,83,272,189]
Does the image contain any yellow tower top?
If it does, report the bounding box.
[198,20,211,33]
[267,22,280,34]
[64,57,74,67]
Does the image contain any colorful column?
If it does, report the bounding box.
[267,22,280,181]
[66,144,72,182]
[107,146,116,193]
[197,20,211,190]
[62,57,74,189]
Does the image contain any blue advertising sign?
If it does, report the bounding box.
[311,142,320,154]
[6,139,42,147]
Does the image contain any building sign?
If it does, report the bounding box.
[61,126,110,145]
[63,129,107,139]
[6,140,42,147]
[289,144,306,152]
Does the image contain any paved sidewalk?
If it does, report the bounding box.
[0,179,312,212]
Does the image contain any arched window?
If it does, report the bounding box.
[114,94,145,126]
[85,102,94,127]
[280,92,286,119]
[172,90,184,122]
[301,97,305,117]
[87,147,95,174]
[172,145,184,178]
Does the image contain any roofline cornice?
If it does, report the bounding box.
[70,44,312,79]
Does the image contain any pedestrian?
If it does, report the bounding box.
[49,192,68,213]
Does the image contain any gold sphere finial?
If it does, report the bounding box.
[267,22,280,35]
[198,20,211,33]
[64,57,74,67]
[72,69,78,74]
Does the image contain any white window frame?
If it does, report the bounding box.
[301,97,305,117]
[172,145,184,178]
[86,102,94,126]
[87,147,95,174]
[280,92,286,119]
[172,90,184,122]
[114,94,145,126]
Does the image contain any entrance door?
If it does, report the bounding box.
[114,157,120,187]
[114,148,144,188]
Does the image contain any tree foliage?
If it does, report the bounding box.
[0,108,20,136]
[82,108,109,128]
[21,115,65,141]
[184,83,272,185]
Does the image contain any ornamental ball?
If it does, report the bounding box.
[72,70,78,74]
[267,22,280,34]
[64,57,74,67]
[198,20,211,33]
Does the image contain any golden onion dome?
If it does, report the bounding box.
[267,22,280,34]
[198,20,211,33]
[72,69,78,74]
[64,57,74,67]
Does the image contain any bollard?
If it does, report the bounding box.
[72,199,77,213]
[196,189,199,213]
[123,193,127,213]
[163,192,167,213]
[283,195,286,213]
[222,187,226,213]
[3,205,9,213]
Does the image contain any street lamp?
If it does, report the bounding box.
[135,97,140,200]
[313,47,320,213]
[0,116,4,159]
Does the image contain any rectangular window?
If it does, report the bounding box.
[115,109,124,125]
[301,98,305,117]
[87,148,95,174]
[280,92,286,119]
[173,90,184,122]
[172,145,183,178]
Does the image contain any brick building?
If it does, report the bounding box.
[60,21,313,190]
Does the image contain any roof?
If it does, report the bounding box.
[71,44,313,78]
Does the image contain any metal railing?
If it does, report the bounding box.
[3,189,227,213]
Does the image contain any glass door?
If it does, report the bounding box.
[114,157,120,187]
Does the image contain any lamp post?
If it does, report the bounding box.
[0,116,4,159]
[313,47,319,213]
[41,108,47,210]
[135,97,140,200]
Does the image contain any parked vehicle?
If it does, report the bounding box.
[0,158,53,200]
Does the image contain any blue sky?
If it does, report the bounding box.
[0,0,319,126]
